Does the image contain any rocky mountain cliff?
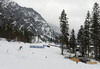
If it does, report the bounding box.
[0,0,59,41]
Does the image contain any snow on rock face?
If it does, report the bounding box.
[0,0,16,8]
[0,0,59,40]
[0,39,100,69]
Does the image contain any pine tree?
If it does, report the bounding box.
[14,24,20,41]
[3,16,14,40]
[70,29,76,53]
[90,2,100,60]
[84,11,90,57]
[59,9,69,55]
[77,25,84,52]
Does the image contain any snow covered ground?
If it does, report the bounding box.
[0,38,100,69]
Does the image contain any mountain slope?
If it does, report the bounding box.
[0,0,59,40]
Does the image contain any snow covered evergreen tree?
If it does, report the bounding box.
[90,2,100,60]
[83,11,90,57]
[70,29,76,53]
[59,9,69,55]
[77,25,84,52]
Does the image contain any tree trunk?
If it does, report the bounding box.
[99,46,100,61]
[87,39,89,57]
[94,37,97,60]
[61,44,63,55]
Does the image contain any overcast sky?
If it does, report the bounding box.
[12,0,100,32]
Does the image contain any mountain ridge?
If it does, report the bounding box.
[0,0,59,41]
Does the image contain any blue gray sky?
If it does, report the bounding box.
[12,0,100,32]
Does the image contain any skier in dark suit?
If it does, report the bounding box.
[19,46,22,51]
